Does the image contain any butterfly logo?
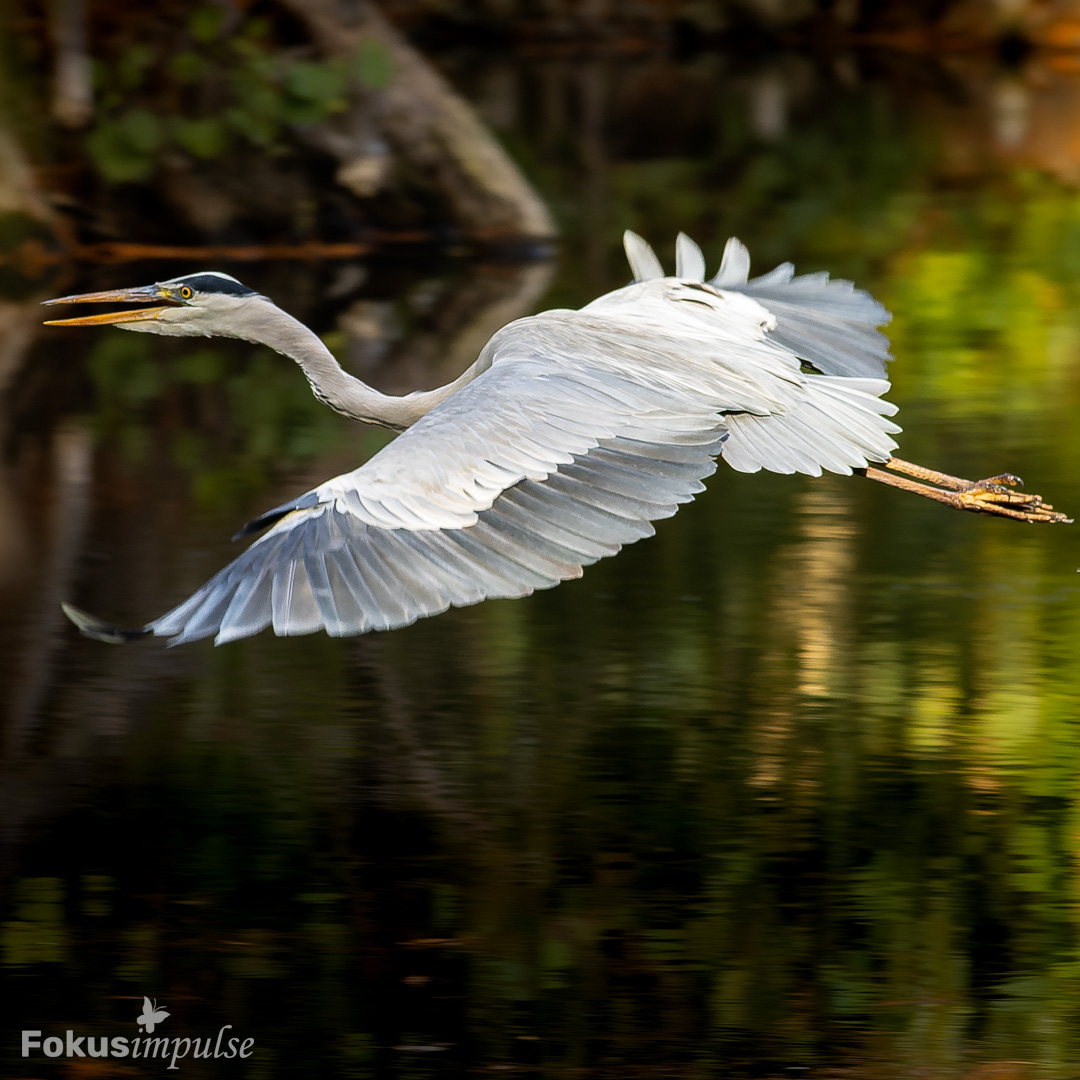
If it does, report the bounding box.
[136,996,170,1034]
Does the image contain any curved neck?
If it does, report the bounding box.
[232,301,482,430]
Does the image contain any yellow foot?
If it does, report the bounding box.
[947,474,1070,523]
[863,461,1072,524]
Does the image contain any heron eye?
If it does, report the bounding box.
[179,286,193,299]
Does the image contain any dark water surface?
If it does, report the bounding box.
[6,50,1080,1078]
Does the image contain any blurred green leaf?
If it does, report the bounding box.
[354,39,393,91]
[224,105,278,147]
[176,348,225,385]
[188,4,224,43]
[285,60,348,107]
[229,36,274,80]
[87,331,160,404]
[229,77,280,121]
[85,111,162,183]
[174,116,229,158]
[170,50,208,83]
[118,43,153,91]
[280,96,340,126]
[82,9,375,178]
[121,107,164,153]
[240,16,272,42]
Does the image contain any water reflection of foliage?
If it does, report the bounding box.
[7,463,1080,1075]
[83,329,363,511]
[887,174,1080,424]
[466,52,933,294]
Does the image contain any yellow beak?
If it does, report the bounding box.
[42,285,181,327]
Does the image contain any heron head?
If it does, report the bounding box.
[43,272,267,337]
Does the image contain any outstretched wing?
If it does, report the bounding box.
[135,354,729,644]
[146,427,726,644]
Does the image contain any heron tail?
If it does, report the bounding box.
[61,602,151,644]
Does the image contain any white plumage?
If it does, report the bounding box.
[52,232,913,645]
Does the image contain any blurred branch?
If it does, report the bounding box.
[46,0,93,127]
[0,236,437,267]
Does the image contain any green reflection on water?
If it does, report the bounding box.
[2,878,67,967]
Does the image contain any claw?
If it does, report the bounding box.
[970,472,1024,489]
[960,475,1034,500]
[967,482,1021,498]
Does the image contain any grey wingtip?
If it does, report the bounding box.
[61,601,151,644]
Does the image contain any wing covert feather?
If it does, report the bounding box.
[314,318,759,533]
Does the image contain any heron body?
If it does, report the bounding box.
[46,232,1066,646]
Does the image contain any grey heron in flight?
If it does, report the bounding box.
[46,232,1069,646]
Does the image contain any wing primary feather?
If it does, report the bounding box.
[319,558,369,635]
[461,517,571,582]
[751,262,794,286]
[512,478,656,544]
[391,528,488,596]
[324,545,378,633]
[366,529,463,621]
[607,436,728,466]
[61,602,150,644]
[269,527,317,636]
[476,507,589,571]
[303,550,348,634]
[542,469,676,525]
[348,532,417,629]
[279,560,323,636]
[441,528,547,596]
[486,489,608,560]
[215,566,275,643]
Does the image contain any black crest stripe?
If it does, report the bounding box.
[164,273,258,297]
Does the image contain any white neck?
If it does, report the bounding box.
[227,300,485,430]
